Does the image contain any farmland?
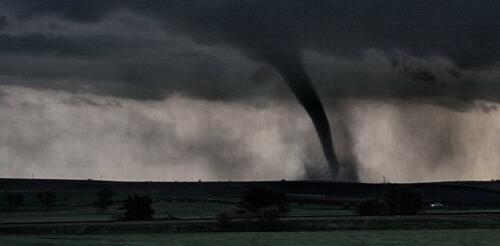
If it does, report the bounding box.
[1,178,500,245]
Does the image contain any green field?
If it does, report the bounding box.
[0,191,352,224]
[3,179,500,224]
[2,179,500,245]
[0,184,355,224]
[2,229,500,246]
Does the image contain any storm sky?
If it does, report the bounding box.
[1,1,500,182]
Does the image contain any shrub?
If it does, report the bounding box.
[36,191,55,207]
[237,186,289,228]
[6,193,24,207]
[120,195,154,221]
[357,187,423,215]
[357,199,383,216]
[256,206,281,226]
[238,186,289,214]
[216,210,233,226]
[93,188,115,213]
[380,187,423,215]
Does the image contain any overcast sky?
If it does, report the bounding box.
[1,1,500,181]
[0,0,499,103]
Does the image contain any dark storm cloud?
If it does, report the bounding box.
[11,0,120,23]
[142,0,500,69]
[0,16,7,30]
[0,33,136,56]
[0,0,499,102]
[387,52,437,84]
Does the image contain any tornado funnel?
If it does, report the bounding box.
[265,52,340,178]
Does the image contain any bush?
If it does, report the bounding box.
[238,186,289,214]
[357,199,383,216]
[120,195,154,221]
[6,193,24,207]
[380,187,423,215]
[216,210,233,226]
[357,187,423,215]
[237,186,289,228]
[36,191,55,207]
[256,206,281,226]
[93,188,115,213]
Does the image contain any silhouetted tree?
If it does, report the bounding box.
[357,199,383,216]
[6,193,24,207]
[93,188,115,213]
[216,210,232,226]
[36,191,55,207]
[357,186,423,215]
[380,187,423,215]
[238,186,289,218]
[256,206,281,226]
[120,195,154,220]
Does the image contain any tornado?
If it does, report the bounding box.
[128,0,346,178]
[264,51,340,178]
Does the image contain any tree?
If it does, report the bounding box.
[357,199,383,216]
[37,191,55,207]
[357,186,423,215]
[238,186,289,215]
[120,195,154,221]
[6,193,24,207]
[380,187,423,215]
[256,206,281,226]
[216,210,232,226]
[93,188,115,213]
[237,186,289,227]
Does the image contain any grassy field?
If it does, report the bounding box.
[0,183,354,223]
[2,229,500,246]
[2,178,500,244]
[2,178,500,224]
[0,191,350,223]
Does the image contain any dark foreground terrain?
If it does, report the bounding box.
[1,178,500,245]
[3,229,500,246]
